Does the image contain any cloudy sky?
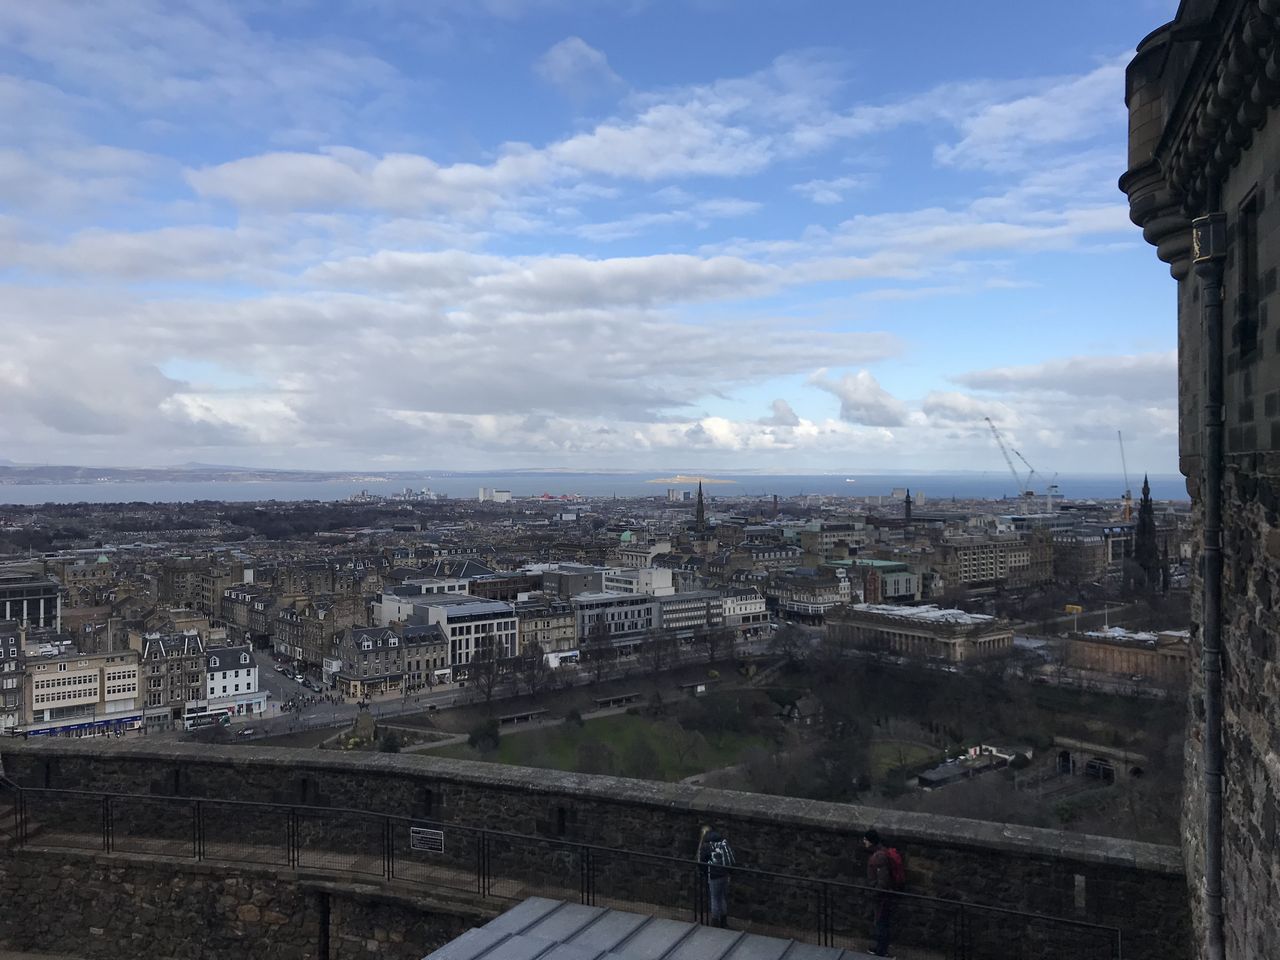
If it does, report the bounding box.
[1,0,1181,474]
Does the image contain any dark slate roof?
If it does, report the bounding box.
[421,897,878,960]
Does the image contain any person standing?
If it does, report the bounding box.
[863,828,901,957]
[698,824,735,928]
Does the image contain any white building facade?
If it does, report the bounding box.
[204,644,265,719]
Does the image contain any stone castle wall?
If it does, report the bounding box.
[1123,3,1280,958]
[0,845,479,960]
[2,739,1189,959]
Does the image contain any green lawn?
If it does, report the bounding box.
[868,739,939,777]
[436,712,773,781]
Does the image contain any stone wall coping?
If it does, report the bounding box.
[5,740,1185,876]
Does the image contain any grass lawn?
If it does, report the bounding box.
[436,712,773,781]
[869,739,939,777]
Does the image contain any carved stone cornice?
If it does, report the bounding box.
[1123,1,1280,278]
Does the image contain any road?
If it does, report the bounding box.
[229,639,780,741]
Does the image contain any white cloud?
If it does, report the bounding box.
[934,59,1127,171]
[808,369,908,427]
[535,37,624,98]
[791,175,867,205]
[954,352,1176,403]
[759,399,800,427]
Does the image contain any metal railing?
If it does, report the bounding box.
[0,780,1121,960]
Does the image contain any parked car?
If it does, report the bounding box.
[237,728,255,738]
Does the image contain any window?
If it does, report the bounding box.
[210,656,219,668]
[1238,191,1260,358]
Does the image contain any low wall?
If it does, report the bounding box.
[2,740,1191,959]
[0,845,482,960]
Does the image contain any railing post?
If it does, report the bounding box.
[957,902,967,960]
[289,807,299,869]
[101,795,110,853]
[1115,928,1124,960]
[383,815,392,881]
[193,800,202,861]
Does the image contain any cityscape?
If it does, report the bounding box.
[0,2,1275,960]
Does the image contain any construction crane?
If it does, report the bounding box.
[1118,431,1133,521]
[1012,448,1038,495]
[985,417,1032,497]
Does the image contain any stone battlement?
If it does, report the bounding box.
[1,740,1189,959]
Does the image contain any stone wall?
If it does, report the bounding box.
[0,846,480,960]
[2,739,1189,959]
[1122,4,1280,959]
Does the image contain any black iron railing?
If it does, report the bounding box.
[0,780,1121,960]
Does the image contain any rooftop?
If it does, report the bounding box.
[426,897,878,960]
[848,603,995,626]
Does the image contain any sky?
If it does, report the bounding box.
[0,0,1184,475]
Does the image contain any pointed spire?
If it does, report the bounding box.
[695,481,706,532]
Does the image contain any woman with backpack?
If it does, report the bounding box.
[863,828,905,957]
[698,824,735,929]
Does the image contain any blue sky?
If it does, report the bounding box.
[0,0,1182,474]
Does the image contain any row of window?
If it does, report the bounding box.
[106,684,137,696]
[35,691,95,704]
[34,676,96,690]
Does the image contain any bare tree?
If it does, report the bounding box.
[468,628,508,711]
[520,641,551,699]
[768,624,808,665]
[639,628,677,684]
[582,618,616,684]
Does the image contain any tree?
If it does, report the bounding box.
[1133,475,1160,591]
[378,731,402,753]
[582,618,616,683]
[520,641,551,699]
[575,740,616,775]
[639,628,676,684]
[468,631,508,711]
[622,737,662,780]
[768,624,808,666]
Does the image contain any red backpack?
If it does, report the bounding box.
[884,847,907,889]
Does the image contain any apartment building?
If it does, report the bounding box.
[23,647,142,737]
[515,596,577,654]
[333,626,403,698]
[136,632,206,729]
[399,623,450,690]
[765,568,853,620]
[720,588,769,633]
[0,625,22,731]
[204,644,264,718]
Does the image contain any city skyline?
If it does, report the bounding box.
[2,0,1180,473]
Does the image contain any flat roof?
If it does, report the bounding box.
[426,897,861,960]
[849,603,996,626]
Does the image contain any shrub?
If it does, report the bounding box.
[566,708,584,727]
[378,732,402,753]
[468,718,501,752]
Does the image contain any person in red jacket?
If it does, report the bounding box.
[863,828,896,957]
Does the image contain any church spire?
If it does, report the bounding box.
[695,481,706,531]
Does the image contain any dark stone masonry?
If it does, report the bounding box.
[0,846,479,960]
[1,739,1188,960]
[1122,3,1280,958]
